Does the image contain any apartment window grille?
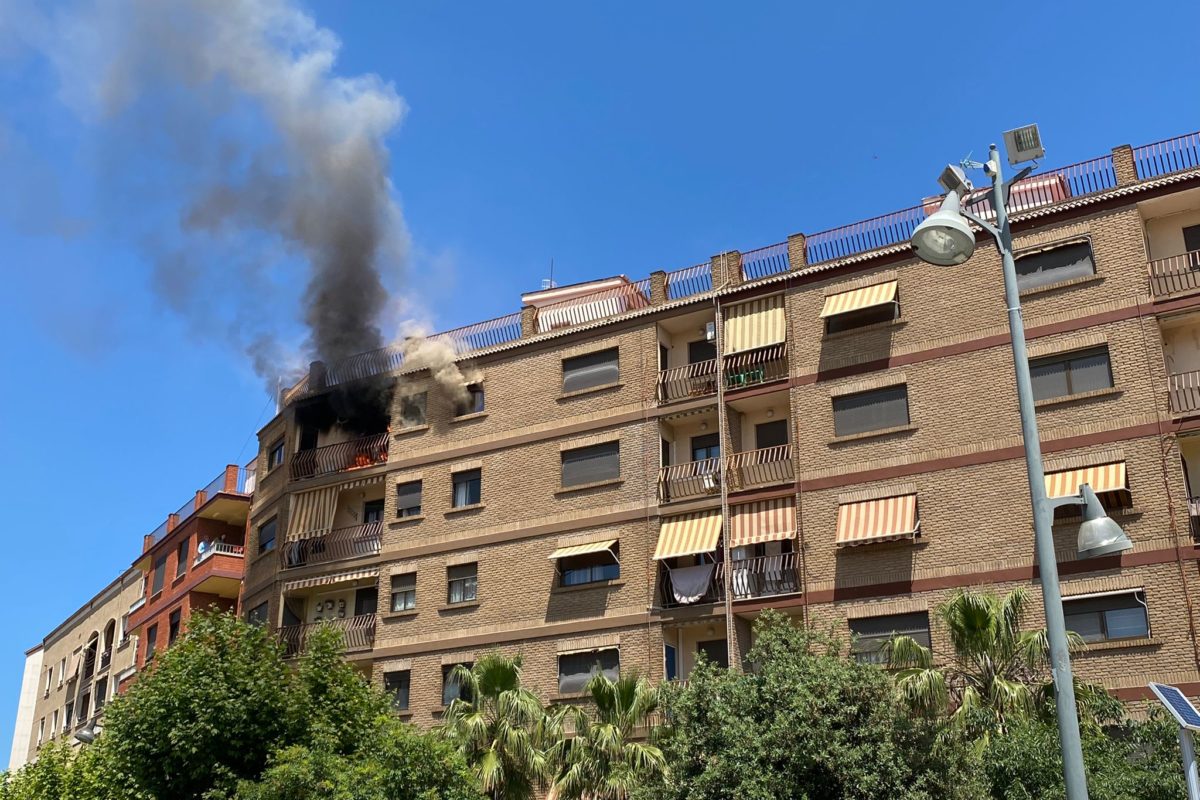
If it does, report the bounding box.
[390,573,416,612]
[451,469,481,508]
[447,564,478,604]
[562,348,619,393]
[1015,241,1095,290]
[849,612,931,665]
[1030,347,1113,402]
[832,385,910,437]
[1063,591,1149,643]
[396,481,422,518]
[557,648,619,694]
[561,441,620,487]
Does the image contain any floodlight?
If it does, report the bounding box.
[1003,124,1044,165]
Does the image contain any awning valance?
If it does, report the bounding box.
[1045,461,1127,499]
[835,494,918,547]
[654,511,722,560]
[819,280,898,318]
[288,486,339,540]
[730,498,796,548]
[283,567,379,593]
[548,539,619,561]
[723,295,786,355]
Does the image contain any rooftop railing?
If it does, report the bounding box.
[535,279,652,333]
[665,262,712,300]
[740,241,790,280]
[1134,132,1200,180]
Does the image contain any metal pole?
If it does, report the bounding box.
[1181,728,1200,800]
[988,142,1090,800]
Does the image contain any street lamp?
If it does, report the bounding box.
[910,126,1133,800]
[74,719,101,744]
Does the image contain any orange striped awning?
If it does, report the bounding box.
[730,498,796,548]
[1044,461,1126,499]
[723,295,786,354]
[653,511,722,560]
[835,494,919,547]
[819,280,898,318]
[548,539,618,560]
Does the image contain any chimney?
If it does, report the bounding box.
[308,360,328,392]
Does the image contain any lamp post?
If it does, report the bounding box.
[911,132,1133,800]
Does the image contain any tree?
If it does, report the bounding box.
[886,588,1109,739]
[551,672,666,800]
[440,653,553,800]
[639,611,980,800]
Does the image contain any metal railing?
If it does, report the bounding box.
[805,203,927,264]
[148,519,169,546]
[1189,496,1200,539]
[659,562,724,608]
[290,433,389,481]
[656,359,718,404]
[534,279,652,333]
[282,522,383,569]
[724,343,788,390]
[1134,131,1200,180]
[194,541,246,564]
[665,262,712,300]
[1168,370,1200,415]
[280,614,376,657]
[730,552,800,599]
[726,445,793,490]
[430,311,524,354]
[1148,250,1200,298]
[658,458,723,503]
[740,241,790,280]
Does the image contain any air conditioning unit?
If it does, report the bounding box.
[704,322,716,342]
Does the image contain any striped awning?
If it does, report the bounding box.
[653,511,722,560]
[819,281,898,318]
[288,486,339,540]
[835,494,919,547]
[283,566,379,593]
[1045,461,1127,499]
[730,498,796,547]
[548,539,619,560]
[723,295,786,354]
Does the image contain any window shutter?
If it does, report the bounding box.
[563,349,619,393]
[561,442,620,487]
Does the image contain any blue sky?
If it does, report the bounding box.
[0,0,1197,759]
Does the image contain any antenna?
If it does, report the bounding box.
[541,258,557,291]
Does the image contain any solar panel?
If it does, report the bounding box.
[1149,683,1200,731]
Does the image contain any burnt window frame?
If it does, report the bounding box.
[454,384,485,417]
[399,392,428,428]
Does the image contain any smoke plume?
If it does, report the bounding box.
[397,336,482,408]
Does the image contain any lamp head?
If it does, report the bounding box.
[74,720,98,744]
[911,189,975,266]
[1076,483,1133,559]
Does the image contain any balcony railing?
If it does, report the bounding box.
[724,343,788,390]
[726,445,793,491]
[194,541,246,565]
[1168,370,1200,415]
[656,360,718,404]
[1134,132,1200,180]
[280,614,376,658]
[1189,497,1200,539]
[658,458,723,503]
[1148,251,1200,298]
[659,562,724,608]
[535,280,653,334]
[730,552,800,600]
[290,433,389,481]
[282,522,383,570]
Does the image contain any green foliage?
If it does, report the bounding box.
[551,672,666,800]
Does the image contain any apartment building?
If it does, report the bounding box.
[127,465,255,669]
[240,129,1200,720]
[9,568,143,769]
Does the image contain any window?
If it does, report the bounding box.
[151,553,167,595]
[383,670,410,711]
[690,433,720,462]
[1183,224,1200,255]
[451,469,481,508]
[396,481,422,518]
[145,624,158,663]
[664,643,678,681]
[390,573,416,612]
[825,302,898,334]
[696,639,729,668]
[1015,241,1095,290]
[442,663,474,706]
[557,648,620,694]
[267,438,285,471]
[58,657,66,686]
[45,667,52,694]
[63,702,73,731]
[176,539,189,578]
[754,420,789,449]
[832,384,910,437]
[258,517,278,554]
[561,441,620,487]
[562,348,619,393]
[168,609,181,645]
[51,710,58,737]
[37,718,44,746]
[688,339,717,364]
[447,564,477,604]
[1063,591,1149,643]
[455,384,485,417]
[246,602,269,627]
[849,612,931,665]
[1030,347,1113,402]
[363,499,385,524]
[399,392,427,427]
[119,615,129,645]
[94,678,108,711]
[76,694,89,723]
[559,549,620,587]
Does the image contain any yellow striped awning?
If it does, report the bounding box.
[835,494,919,547]
[819,280,898,318]
[548,539,619,560]
[288,486,339,540]
[1044,461,1127,499]
[653,511,722,560]
[730,498,796,548]
[283,567,379,593]
[723,295,786,354]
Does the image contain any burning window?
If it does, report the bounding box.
[399,392,427,428]
[455,384,485,417]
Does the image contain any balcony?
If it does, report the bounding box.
[282,522,382,570]
[1148,251,1200,299]
[723,343,788,391]
[657,360,718,404]
[194,541,246,565]
[280,614,376,657]
[730,552,800,600]
[659,562,724,608]
[726,445,793,491]
[290,433,389,482]
[1169,370,1200,415]
[658,458,722,503]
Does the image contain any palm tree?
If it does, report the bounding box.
[885,587,1107,738]
[441,653,554,800]
[551,672,666,800]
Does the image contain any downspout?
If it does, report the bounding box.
[714,253,738,667]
